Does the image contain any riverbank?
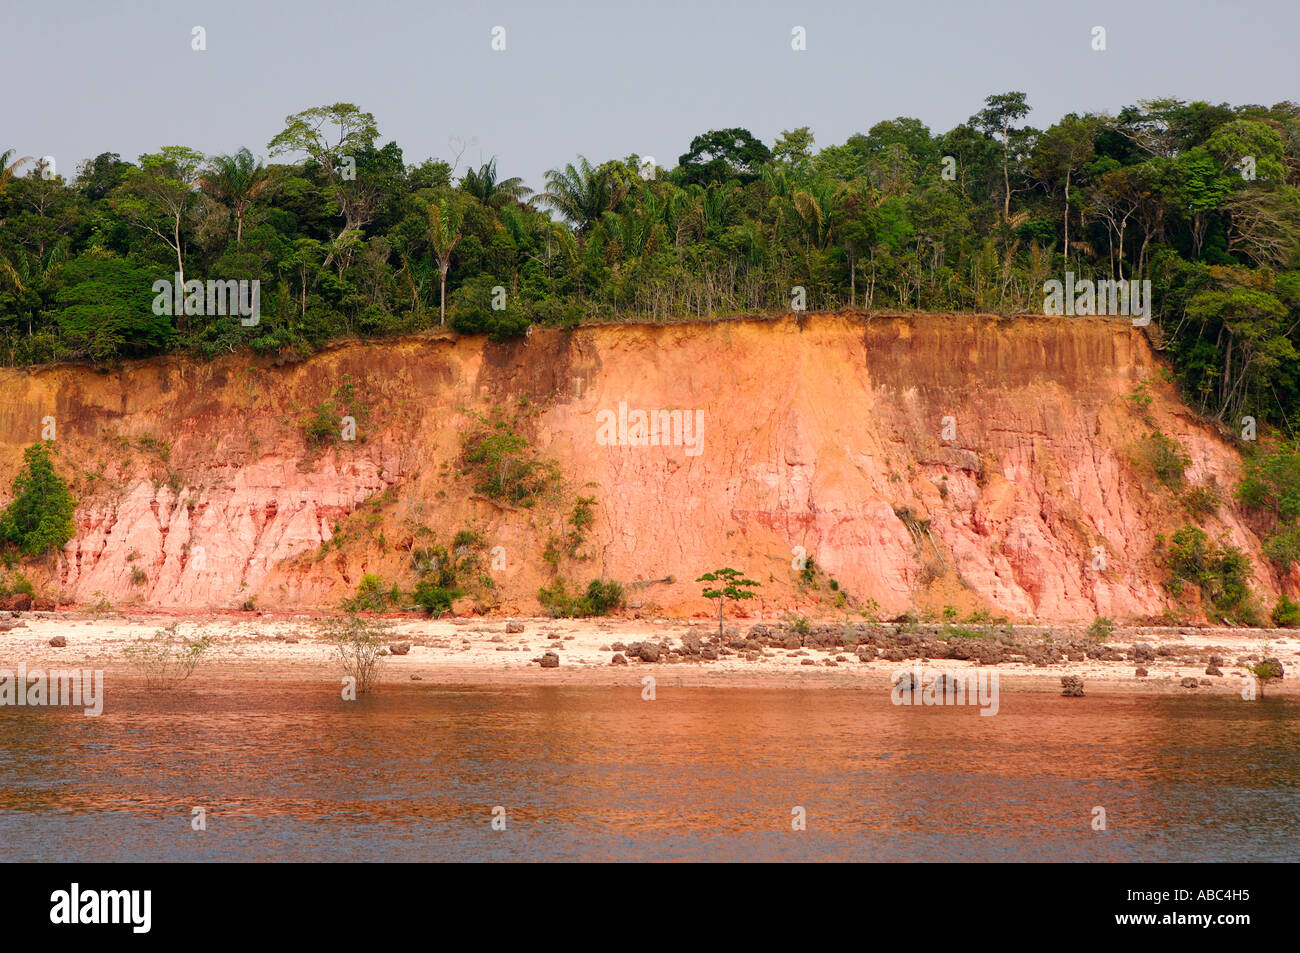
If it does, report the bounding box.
[1,610,1295,695]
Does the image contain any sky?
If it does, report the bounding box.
[3,0,1298,188]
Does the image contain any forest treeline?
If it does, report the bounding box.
[2,93,1299,431]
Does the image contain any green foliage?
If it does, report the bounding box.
[459,414,559,505]
[1237,443,1300,570]
[1166,525,1257,620]
[0,443,77,557]
[697,567,761,638]
[537,578,625,617]
[411,580,460,616]
[342,572,396,612]
[1086,616,1116,640]
[1270,594,1300,628]
[1135,432,1190,490]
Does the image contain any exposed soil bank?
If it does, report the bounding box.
[0,313,1287,621]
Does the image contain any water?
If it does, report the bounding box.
[1,682,1297,861]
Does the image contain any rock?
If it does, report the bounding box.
[610,642,627,653]
[823,659,838,666]
[1131,643,1155,662]
[629,642,660,663]
[1258,657,1285,679]
[410,674,423,680]
[835,655,849,662]
[1205,665,1223,677]
[0,593,32,612]
[539,652,560,668]
[450,597,477,616]
[598,644,611,652]
[48,636,67,648]
[800,658,817,666]
[1181,677,1199,689]
[610,653,627,665]
[505,620,525,634]
[547,633,562,640]
[490,634,504,643]
[1199,678,1213,687]
[1208,654,1224,667]
[700,646,718,660]
[388,642,411,656]
[1135,667,1148,677]
[377,647,391,657]
[1060,676,1085,697]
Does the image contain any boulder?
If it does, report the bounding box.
[1135,667,1149,677]
[1180,677,1199,688]
[0,593,32,612]
[539,652,560,668]
[505,620,525,634]
[610,653,628,665]
[1060,676,1085,697]
[388,642,411,656]
[48,636,67,648]
[1205,664,1223,677]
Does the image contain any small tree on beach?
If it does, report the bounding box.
[320,614,391,694]
[697,568,760,641]
[1246,640,1284,698]
[123,622,212,690]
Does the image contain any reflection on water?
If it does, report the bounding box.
[1,682,1298,861]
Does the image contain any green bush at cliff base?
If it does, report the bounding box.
[538,578,624,618]
[1272,595,1300,628]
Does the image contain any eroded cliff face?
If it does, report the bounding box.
[0,313,1278,621]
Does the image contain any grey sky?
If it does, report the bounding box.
[5,0,1298,188]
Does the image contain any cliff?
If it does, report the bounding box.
[0,313,1278,622]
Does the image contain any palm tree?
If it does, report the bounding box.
[0,149,32,192]
[199,148,274,244]
[427,191,467,326]
[459,157,532,209]
[540,156,628,231]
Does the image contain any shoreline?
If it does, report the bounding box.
[1,611,1295,696]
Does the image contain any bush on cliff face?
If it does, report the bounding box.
[460,415,560,506]
[0,443,77,557]
[1165,526,1258,622]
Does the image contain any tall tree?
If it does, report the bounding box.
[972,92,1032,224]
[427,189,468,326]
[199,148,275,244]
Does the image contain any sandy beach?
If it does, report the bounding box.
[1,609,1295,696]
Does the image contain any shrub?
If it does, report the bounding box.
[343,573,395,612]
[0,443,77,557]
[460,416,559,506]
[1166,526,1256,620]
[123,623,213,689]
[1086,616,1116,640]
[538,578,625,618]
[1136,432,1190,490]
[1271,595,1300,628]
[412,580,461,616]
[319,614,391,694]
